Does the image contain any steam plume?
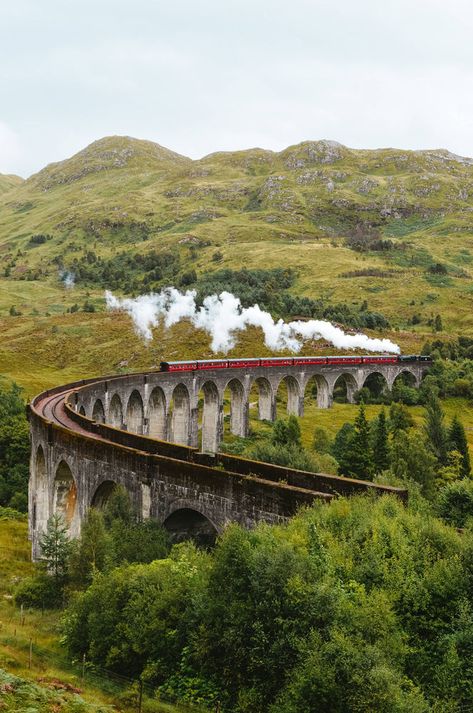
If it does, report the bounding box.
[59,270,75,289]
[105,288,400,354]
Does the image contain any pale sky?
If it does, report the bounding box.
[1,0,473,177]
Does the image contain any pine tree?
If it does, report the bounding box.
[373,408,390,474]
[424,392,448,466]
[449,415,471,478]
[39,513,72,584]
[338,402,374,480]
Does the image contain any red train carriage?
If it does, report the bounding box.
[361,356,398,365]
[197,360,229,370]
[227,359,262,369]
[160,361,197,372]
[327,356,363,365]
[293,357,328,366]
[260,357,294,367]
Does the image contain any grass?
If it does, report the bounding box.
[0,518,196,713]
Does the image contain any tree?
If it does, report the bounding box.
[390,430,436,499]
[389,402,414,435]
[338,403,374,480]
[103,485,134,528]
[373,409,390,474]
[39,514,72,585]
[69,508,109,586]
[272,415,301,448]
[313,427,332,454]
[449,415,471,478]
[437,479,473,527]
[424,393,448,466]
[332,422,355,464]
[0,381,29,511]
[434,314,443,332]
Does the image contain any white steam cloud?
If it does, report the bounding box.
[105,288,400,354]
[59,270,75,289]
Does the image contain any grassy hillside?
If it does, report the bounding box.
[0,174,23,197]
[0,135,473,393]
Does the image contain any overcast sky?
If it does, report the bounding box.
[1,0,473,177]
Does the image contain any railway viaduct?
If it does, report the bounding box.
[28,359,427,558]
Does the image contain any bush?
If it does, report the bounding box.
[14,573,63,609]
[437,480,473,528]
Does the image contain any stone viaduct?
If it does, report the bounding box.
[28,359,427,558]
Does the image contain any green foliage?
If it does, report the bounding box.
[62,496,473,712]
[249,441,321,473]
[389,430,437,499]
[0,668,108,713]
[107,518,170,567]
[373,409,390,474]
[271,415,301,448]
[389,402,415,434]
[0,381,29,512]
[449,415,471,478]
[14,570,64,609]
[437,480,473,528]
[312,426,332,454]
[337,402,374,480]
[39,514,73,585]
[69,508,109,587]
[424,393,448,466]
[102,484,134,528]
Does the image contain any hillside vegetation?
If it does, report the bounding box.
[1,135,473,393]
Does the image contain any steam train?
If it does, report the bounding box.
[160,355,431,372]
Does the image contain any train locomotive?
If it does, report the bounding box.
[160,354,431,372]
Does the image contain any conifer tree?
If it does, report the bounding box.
[449,415,471,478]
[39,513,72,584]
[424,392,448,466]
[373,408,390,474]
[338,402,374,480]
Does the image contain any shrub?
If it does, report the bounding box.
[14,573,63,609]
[437,480,473,528]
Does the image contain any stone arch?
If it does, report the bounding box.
[333,373,359,404]
[109,393,123,428]
[392,369,419,388]
[53,460,77,529]
[391,369,420,403]
[276,375,302,417]
[126,390,144,434]
[199,380,221,453]
[148,386,167,440]
[169,383,190,445]
[78,405,86,416]
[249,377,274,421]
[304,373,331,409]
[33,445,48,533]
[163,507,218,547]
[91,480,117,509]
[92,398,105,423]
[223,378,246,437]
[362,372,390,402]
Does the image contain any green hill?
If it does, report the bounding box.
[1,135,473,392]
